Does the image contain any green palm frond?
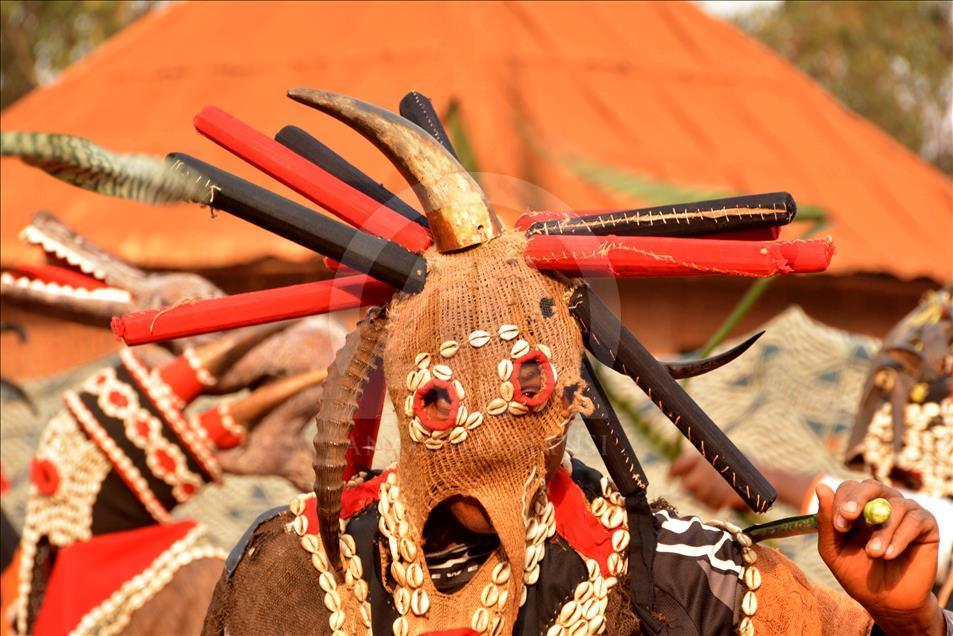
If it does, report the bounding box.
[1,132,213,205]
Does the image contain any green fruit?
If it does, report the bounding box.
[863,498,892,525]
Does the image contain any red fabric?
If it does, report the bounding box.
[113,275,394,345]
[524,234,834,277]
[155,355,204,405]
[301,469,394,532]
[196,407,244,449]
[6,264,107,290]
[412,378,459,432]
[32,520,198,636]
[0,462,9,496]
[194,106,432,253]
[345,365,386,480]
[548,468,615,576]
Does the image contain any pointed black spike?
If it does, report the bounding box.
[568,283,776,514]
[398,91,459,158]
[527,193,796,238]
[664,331,764,379]
[274,125,428,229]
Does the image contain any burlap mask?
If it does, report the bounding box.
[382,231,589,628]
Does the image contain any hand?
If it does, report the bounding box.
[816,480,944,636]
[669,450,747,511]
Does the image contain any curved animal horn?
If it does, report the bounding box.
[312,307,388,572]
[288,89,502,253]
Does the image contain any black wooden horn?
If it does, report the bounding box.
[527,192,796,239]
[274,125,428,229]
[398,91,459,159]
[568,284,776,513]
[169,153,427,292]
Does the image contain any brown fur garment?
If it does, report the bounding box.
[124,557,223,635]
[203,512,328,636]
[752,545,873,635]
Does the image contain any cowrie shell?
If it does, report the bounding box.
[487,398,508,415]
[607,552,624,576]
[469,330,491,347]
[520,585,528,607]
[744,566,762,591]
[450,427,468,444]
[439,340,460,358]
[583,598,600,620]
[395,587,411,614]
[411,588,430,615]
[466,411,484,429]
[348,557,363,580]
[492,561,511,584]
[340,534,356,558]
[324,589,342,612]
[508,401,529,416]
[391,561,407,586]
[498,324,519,340]
[311,551,329,571]
[456,405,469,427]
[471,608,490,632]
[547,624,562,636]
[415,352,431,369]
[593,576,607,599]
[591,498,607,516]
[393,616,408,636]
[329,610,345,630]
[424,438,445,451]
[523,565,540,585]
[500,381,515,401]
[739,617,754,636]
[481,583,500,607]
[490,615,504,636]
[432,364,452,380]
[406,562,424,588]
[410,368,431,391]
[432,427,450,440]
[538,343,552,359]
[497,588,509,610]
[559,600,580,624]
[399,538,417,562]
[574,580,593,601]
[292,515,308,536]
[612,529,629,552]
[290,495,307,516]
[301,534,320,553]
[510,339,530,358]
[406,370,417,391]
[742,590,758,616]
[453,379,466,400]
[589,615,606,635]
[388,536,399,560]
[498,359,513,381]
[408,422,424,442]
[603,507,624,529]
[360,604,372,627]
[318,570,336,593]
[404,395,414,417]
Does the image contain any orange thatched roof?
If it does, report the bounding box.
[1,1,949,280]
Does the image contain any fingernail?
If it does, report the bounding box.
[885,545,895,557]
[868,539,881,552]
[835,515,848,531]
[841,501,857,514]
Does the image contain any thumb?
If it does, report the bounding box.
[815,482,838,559]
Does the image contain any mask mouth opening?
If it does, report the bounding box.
[422,496,500,594]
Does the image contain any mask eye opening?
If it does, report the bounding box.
[413,378,460,431]
[512,350,556,407]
